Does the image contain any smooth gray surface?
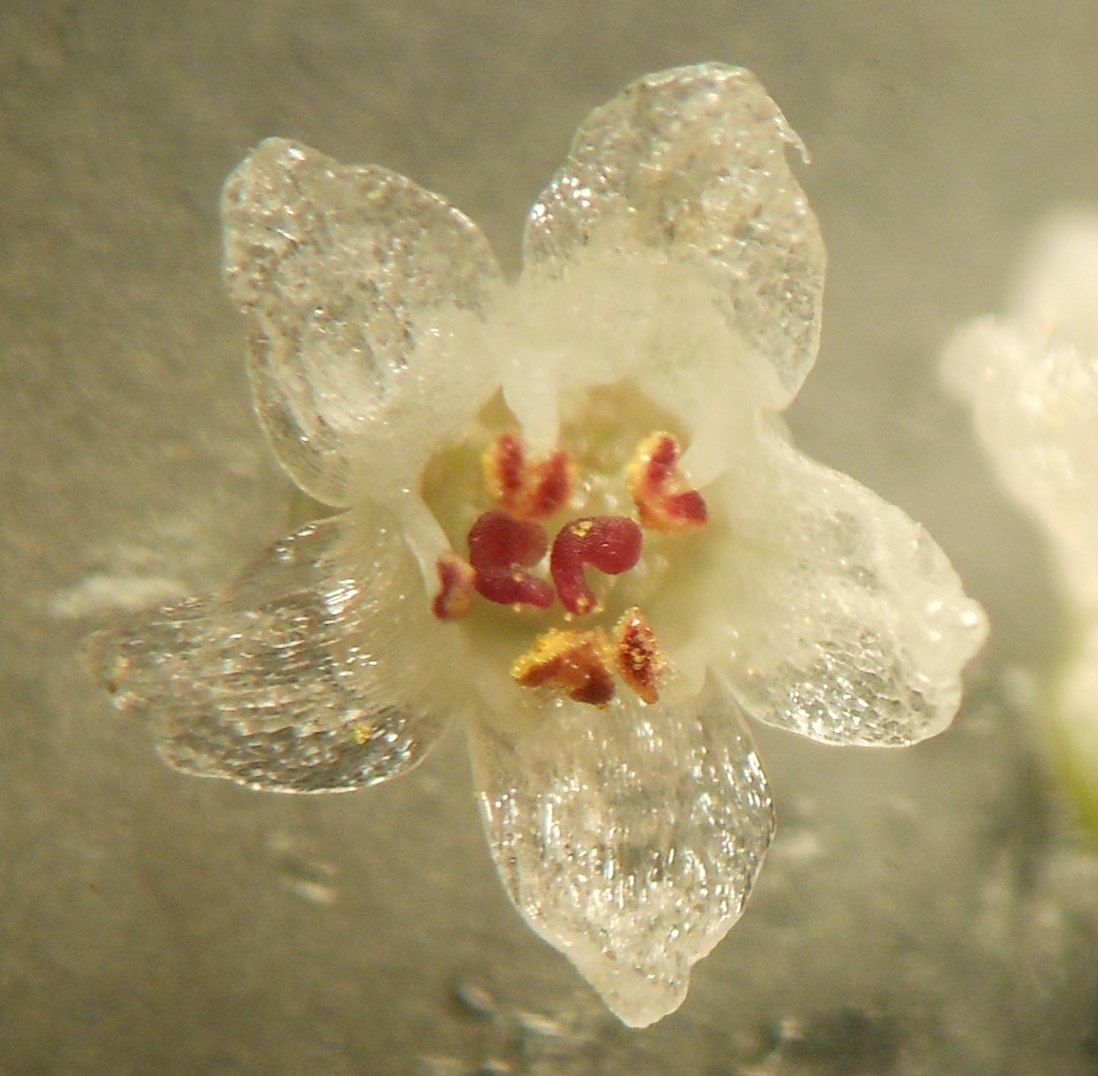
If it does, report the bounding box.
[4,2,1098,1072]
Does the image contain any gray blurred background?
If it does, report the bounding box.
[4,2,1098,1072]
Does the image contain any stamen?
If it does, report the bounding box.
[510,628,616,706]
[483,431,574,519]
[614,607,661,704]
[467,509,555,609]
[432,552,477,620]
[434,425,692,699]
[550,515,643,616]
[626,431,708,532]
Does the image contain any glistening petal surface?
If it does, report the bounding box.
[523,64,825,408]
[83,517,451,792]
[470,683,774,1027]
[222,139,503,506]
[712,428,987,745]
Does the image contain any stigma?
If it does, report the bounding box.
[550,516,643,616]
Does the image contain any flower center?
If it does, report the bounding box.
[424,390,708,707]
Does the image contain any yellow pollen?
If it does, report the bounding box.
[432,420,689,706]
[511,628,616,706]
[626,431,708,533]
[432,552,477,620]
[481,430,575,519]
[614,607,662,704]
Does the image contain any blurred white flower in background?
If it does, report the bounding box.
[86,65,986,1027]
[944,211,1098,832]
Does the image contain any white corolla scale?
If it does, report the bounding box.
[86,65,987,1027]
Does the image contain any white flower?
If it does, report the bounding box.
[86,64,986,1027]
[943,211,1098,822]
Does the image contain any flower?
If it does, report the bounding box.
[943,211,1098,831]
[86,64,986,1027]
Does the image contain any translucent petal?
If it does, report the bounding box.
[1012,211,1098,357]
[942,228,1098,608]
[944,318,1098,563]
[470,681,774,1028]
[222,139,503,505]
[522,63,824,408]
[714,429,987,746]
[83,516,454,792]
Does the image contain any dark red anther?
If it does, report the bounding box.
[649,488,708,528]
[528,451,571,518]
[493,432,525,503]
[510,628,617,705]
[627,431,708,532]
[432,552,477,620]
[645,434,679,485]
[466,509,555,609]
[550,515,644,616]
[483,432,574,519]
[615,608,661,704]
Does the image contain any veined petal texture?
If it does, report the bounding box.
[82,517,452,792]
[222,139,503,506]
[523,64,825,409]
[714,430,988,745]
[470,682,773,1027]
